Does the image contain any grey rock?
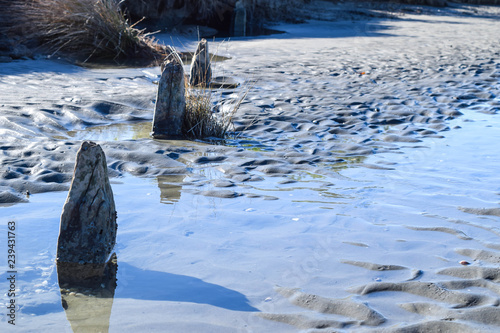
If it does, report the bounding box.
[189,39,211,87]
[57,141,117,264]
[153,58,186,139]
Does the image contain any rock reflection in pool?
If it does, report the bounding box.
[63,121,152,141]
[56,252,257,332]
[57,253,118,333]
[157,174,186,204]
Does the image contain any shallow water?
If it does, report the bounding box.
[1,104,499,331]
[62,121,152,141]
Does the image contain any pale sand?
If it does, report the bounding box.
[1,1,500,332]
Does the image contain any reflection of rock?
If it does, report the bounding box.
[153,59,186,139]
[157,174,186,204]
[57,254,118,333]
[57,141,117,265]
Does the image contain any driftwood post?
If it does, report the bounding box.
[152,50,186,139]
[57,141,117,265]
[56,141,117,331]
[189,39,211,87]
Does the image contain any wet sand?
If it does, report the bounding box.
[1,1,500,332]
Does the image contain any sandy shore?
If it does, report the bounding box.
[1,1,500,332]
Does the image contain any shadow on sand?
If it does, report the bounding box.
[115,261,258,312]
[52,255,257,332]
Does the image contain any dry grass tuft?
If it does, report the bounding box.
[180,39,241,140]
[183,88,221,139]
[183,87,228,139]
[183,82,248,140]
[5,0,166,64]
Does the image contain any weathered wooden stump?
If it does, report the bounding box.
[152,56,186,139]
[232,1,247,37]
[57,141,117,265]
[189,39,211,87]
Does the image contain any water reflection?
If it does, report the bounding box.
[57,254,118,333]
[56,250,257,333]
[63,121,152,141]
[157,174,186,204]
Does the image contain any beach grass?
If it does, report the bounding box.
[183,65,249,139]
[183,85,243,139]
[181,39,247,140]
[183,87,223,139]
[5,0,166,64]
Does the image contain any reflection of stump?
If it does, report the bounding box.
[152,59,186,139]
[189,39,211,87]
[57,141,117,265]
[57,254,118,333]
[157,174,186,204]
[232,3,246,37]
[57,254,117,292]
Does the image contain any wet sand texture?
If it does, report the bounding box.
[2,3,500,203]
[268,287,387,326]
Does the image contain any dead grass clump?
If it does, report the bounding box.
[10,0,166,63]
[183,88,228,139]
[183,84,247,140]
[180,39,245,140]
